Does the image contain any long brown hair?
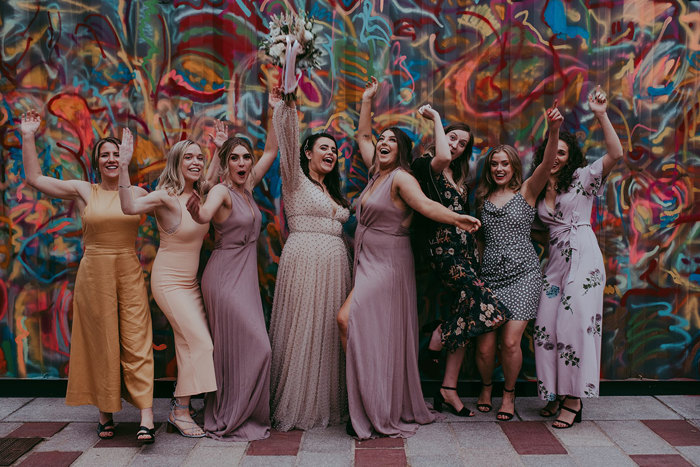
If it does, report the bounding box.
[90,136,121,183]
[218,136,255,185]
[475,144,523,212]
[371,127,413,176]
[301,132,349,208]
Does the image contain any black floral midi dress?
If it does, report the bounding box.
[411,156,510,351]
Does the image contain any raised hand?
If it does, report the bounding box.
[362,76,379,102]
[588,85,608,116]
[418,104,440,121]
[20,110,41,136]
[211,120,228,148]
[269,86,283,107]
[546,99,564,131]
[185,191,202,220]
[455,214,481,234]
[119,128,134,166]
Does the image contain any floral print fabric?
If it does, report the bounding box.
[411,156,510,352]
[534,157,608,400]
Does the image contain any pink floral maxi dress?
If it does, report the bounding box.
[534,157,607,400]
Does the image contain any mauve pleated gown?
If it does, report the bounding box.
[346,168,435,439]
[202,186,271,441]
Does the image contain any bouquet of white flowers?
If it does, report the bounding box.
[260,12,322,71]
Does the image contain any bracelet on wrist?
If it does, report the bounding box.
[118,185,130,189]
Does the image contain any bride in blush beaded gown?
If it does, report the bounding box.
[268,93,352,430]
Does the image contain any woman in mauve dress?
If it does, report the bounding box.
[186,92,279,441]
[532,87,623,429]
[336,77,482,439]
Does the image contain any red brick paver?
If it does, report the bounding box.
[355,448,407,466]
[18,451,82,467]
[246,429,303,456]
[642,420,700,446]
[629,454,694,467]
[355,437,405,449]
[500,421,567,455]
[8,422,68,438]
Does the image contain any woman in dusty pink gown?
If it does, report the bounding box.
[187,96,279,441]
[336,77,482,439]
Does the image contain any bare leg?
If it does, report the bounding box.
[497,320,528,419]
[337,290,353,351]
[139,407,154,429]
[475,331,497,410]
[439,346,472,414]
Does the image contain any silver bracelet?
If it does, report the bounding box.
[118,185,130,189]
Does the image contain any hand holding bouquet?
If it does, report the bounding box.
[261,12,322,97]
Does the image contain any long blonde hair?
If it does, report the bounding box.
[156,140,204,195]
[475,144,523,212]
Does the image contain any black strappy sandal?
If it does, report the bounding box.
[477,382,493,413]
[136,426,156,444]
[97,419,115,439]
[434,386,475,417]
[496,387,515,421]
[540,396,564,417]
[552,397,582,429]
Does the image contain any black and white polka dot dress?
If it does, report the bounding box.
[480,192,542,320]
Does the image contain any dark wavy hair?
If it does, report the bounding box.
[90,136,121,182]
[372,127,413,176]
[301,132,349,208]
[531,130,586,198]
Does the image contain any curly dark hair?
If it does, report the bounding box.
[301,132,349,208]
[531,130,586,198]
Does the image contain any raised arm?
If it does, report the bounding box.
[251,88,282,187]
[418,104,451,174]
[272,97,302,192]
[118,128,167,215]
[356,76,378,169]
[394,171,481,233]
[202,120,228,193]
[589,87,623,177]
[523,102,563,205]
[20,110,90,201]
[185,184,230,224]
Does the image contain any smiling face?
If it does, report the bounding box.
[180,144,205,184]
[227,144,254,188]
[446,129,470,161]
[97,142,120,181]
[376,130,400,168]
[551,139,570,175]
[490,150,514,186]
[306,137,337,175]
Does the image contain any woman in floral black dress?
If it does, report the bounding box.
[411,104,510,416]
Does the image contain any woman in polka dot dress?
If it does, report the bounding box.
[474,103,563,420]
[268,96,351,431]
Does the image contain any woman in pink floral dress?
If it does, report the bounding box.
[531,87,623,429]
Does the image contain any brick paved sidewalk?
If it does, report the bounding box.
[1,395,698,466]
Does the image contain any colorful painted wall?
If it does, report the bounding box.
[0,0,697,382]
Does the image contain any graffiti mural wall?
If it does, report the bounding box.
[0,0,697,382]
